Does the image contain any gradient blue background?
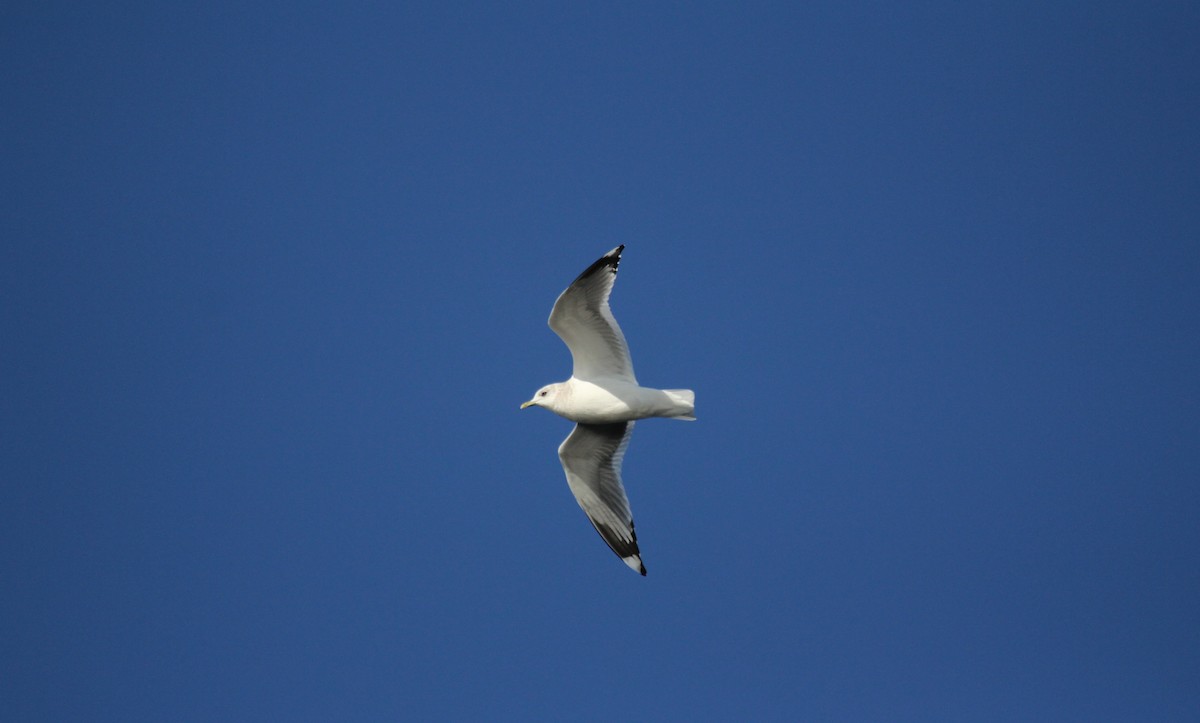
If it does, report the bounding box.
[3,3,1198,720]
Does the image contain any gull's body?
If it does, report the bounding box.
[537,377,693,425]
[521,245,694,575]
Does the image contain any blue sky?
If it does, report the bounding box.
[2,2,1198,720]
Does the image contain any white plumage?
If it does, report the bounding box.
[521,246,695,575]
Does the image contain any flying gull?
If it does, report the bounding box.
[521,245,695,575]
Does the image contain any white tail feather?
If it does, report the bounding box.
[665,389,696,420]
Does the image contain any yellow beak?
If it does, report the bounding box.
[520,400,535,409]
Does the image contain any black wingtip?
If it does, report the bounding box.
[571,245,624,284]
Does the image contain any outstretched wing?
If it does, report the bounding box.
[548,245,636,383]
[557,421,645,575]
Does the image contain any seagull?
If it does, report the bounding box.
[521,245,695,575]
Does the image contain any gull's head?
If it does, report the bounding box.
[520,383,560,411]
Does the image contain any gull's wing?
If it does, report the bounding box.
[558,421,646,575]
[548,245,636,383]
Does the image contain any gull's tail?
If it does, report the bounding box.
[665,389,696,421]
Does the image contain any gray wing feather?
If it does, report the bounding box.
[558,421,646,575]
[548,245,636,383]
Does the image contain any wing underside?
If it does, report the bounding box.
[557,421,645,575]
[548,245,636,382]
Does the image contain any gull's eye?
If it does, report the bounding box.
[539,390,547,397]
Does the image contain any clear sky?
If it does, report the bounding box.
[2,2,1198,721]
